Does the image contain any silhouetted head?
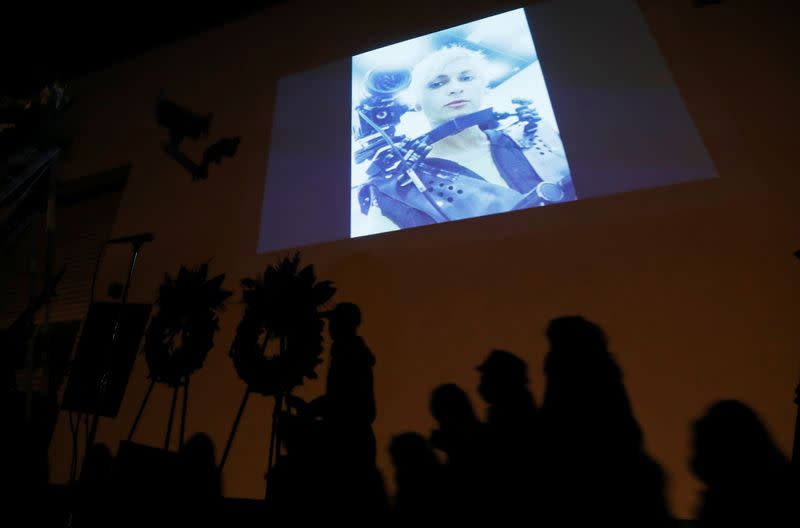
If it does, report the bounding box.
[477,349,529,404]
[544,316,618,381]
[177,433,221,502]
[430,383,479,430]
[411,45,491,127]
[323,302,361,340]
[179,432,217,469]
[546,316,606,352]
[690,399,789,487]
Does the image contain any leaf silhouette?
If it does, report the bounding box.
[143,262,233,387]
[230,254,335,396]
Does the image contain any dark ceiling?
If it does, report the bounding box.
[3,2,288,96]
[3,0,738,98]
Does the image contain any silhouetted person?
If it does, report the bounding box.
[476,349,538,519]
[389,432,444,525]
[429,383,490,520]
[431,383,487,468]
[292,303,377,466]
[286,302,386,521]
[691,400,797,528]
[540,316,673,527]
[113,442,181,528]
[176,433,222,526]
[270,402,330,522]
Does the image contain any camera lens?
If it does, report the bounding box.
[365,69,411,96]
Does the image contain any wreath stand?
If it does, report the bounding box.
[127,375,191,450]
[221,254,334,502]
[127,263,230,451]
[219,338,290,501]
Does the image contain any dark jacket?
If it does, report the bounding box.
[359,128,575,228]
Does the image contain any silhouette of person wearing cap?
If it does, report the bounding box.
[317,303,377,460]
[476,349,538,519]
[285,302,384,520]
[287,303,377,457]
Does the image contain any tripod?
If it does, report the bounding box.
[126,374,192,451]
[793,380,799,472]
[793,250,800,472]
[219,337,290,502]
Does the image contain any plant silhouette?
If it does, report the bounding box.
[222,253,336,499]
[144,262,232,387]
[230,253,335,396]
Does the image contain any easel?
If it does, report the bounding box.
[127,374,192,451]
[219,337,290,501]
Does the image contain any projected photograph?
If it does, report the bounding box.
[351,8,574,237]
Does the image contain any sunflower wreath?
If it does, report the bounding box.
[230,253,336,396]
[143,263,232,387]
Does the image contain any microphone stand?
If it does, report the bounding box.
[85,240,145,450]
[792,250,800,475]
[793,379,799,472]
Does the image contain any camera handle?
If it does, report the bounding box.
[357,109,449,221]
[359,104,540,221]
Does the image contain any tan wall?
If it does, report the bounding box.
[47,0,800,519]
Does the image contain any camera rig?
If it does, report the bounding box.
[353,68,571,221]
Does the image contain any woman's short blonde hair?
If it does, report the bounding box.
[410,45,490,104]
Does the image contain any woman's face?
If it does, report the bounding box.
[418,57,484,126]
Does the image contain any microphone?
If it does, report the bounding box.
[106,233,155,246]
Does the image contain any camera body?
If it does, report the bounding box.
[353,69,414,164]
[353,69,411,137]
[154,94,212,146]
